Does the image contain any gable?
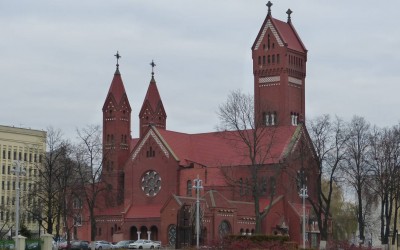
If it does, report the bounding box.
[252,16,306,53]
[131,128,178,161]
[253,19,284,50]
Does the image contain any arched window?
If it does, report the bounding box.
[187,180,192,197]
[167,224,177,246]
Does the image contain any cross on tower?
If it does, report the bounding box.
[286,9,293,22]
[150,60,156,77]
[266,1,273,16]
[114,51,121,68]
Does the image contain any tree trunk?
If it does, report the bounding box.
[357,188,364,242]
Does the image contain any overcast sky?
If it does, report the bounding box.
[1,0,399,140]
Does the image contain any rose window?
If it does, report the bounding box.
[141,170,161,196]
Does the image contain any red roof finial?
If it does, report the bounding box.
[286,9,293,23]
[266,1,273,16]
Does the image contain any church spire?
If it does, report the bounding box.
[101,51,132,206]
[139,60,167,137]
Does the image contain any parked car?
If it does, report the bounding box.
[70,240,90,250]
[113,240,136,249]
[91,241,114,250]
[128,240,160,249]
[26,242,41,250]
[58,241,69,250]
[57,240,89,250]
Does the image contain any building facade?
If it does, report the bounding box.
[75,2,320,248]
[0,125,46,237]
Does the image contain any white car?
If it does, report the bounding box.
[128,240,160,249]
[91,241,114,250]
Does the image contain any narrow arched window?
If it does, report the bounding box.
[187,180,192,197]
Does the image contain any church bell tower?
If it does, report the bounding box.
[252,1,307,127]
[101,52,132,206]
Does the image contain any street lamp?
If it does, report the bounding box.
[297,170,308,249]
[193,175,203,249]
[11,161,26,248]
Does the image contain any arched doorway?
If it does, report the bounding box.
[218,220,231,239]
[202,227,207,245]
[140,226,148,240]
[150,226,158,240]
[130,226,138,240]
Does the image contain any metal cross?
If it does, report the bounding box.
[266,1,273,15]
[286,9,293,22]
[115,51,121,68]
[150,60,156,76]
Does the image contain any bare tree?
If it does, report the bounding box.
[217,90,280,233]
[307,115,349,241]
[73,125,107,241]
[28,127,70,235]
[368,126,400,245]
[342,116,372,243]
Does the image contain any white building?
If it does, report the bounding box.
[0,125,46,237]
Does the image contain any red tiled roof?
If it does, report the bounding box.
[156,126,297,168]
[252,14,306,53]
[125,204,163,219]
[272,18,306,53]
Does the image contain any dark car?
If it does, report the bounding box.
[113,240,136,249]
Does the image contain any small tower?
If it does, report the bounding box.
[252,2,307,127]
[139,60,167,137]
[101,51,131,206]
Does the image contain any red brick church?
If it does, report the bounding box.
[75,2,320,248]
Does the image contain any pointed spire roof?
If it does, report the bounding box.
[141,60,164,112]
[107,68,127,102]
[105,51,127,104]
[142,75,162,112]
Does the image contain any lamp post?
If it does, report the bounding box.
[193,175,203,249]
[11,161,25,249]
[298,170,308,249]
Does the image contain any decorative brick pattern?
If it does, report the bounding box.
[259,76,280,83]
[132,130,169,160]
[254,20,284,50]
[288,76,302,85]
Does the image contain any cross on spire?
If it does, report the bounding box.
[114,51,121,69]
[286,9,293,23]
[150,60,156,77]
[266,1,273,16]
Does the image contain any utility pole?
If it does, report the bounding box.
[298,169,308,249]
[193,175,203,249]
